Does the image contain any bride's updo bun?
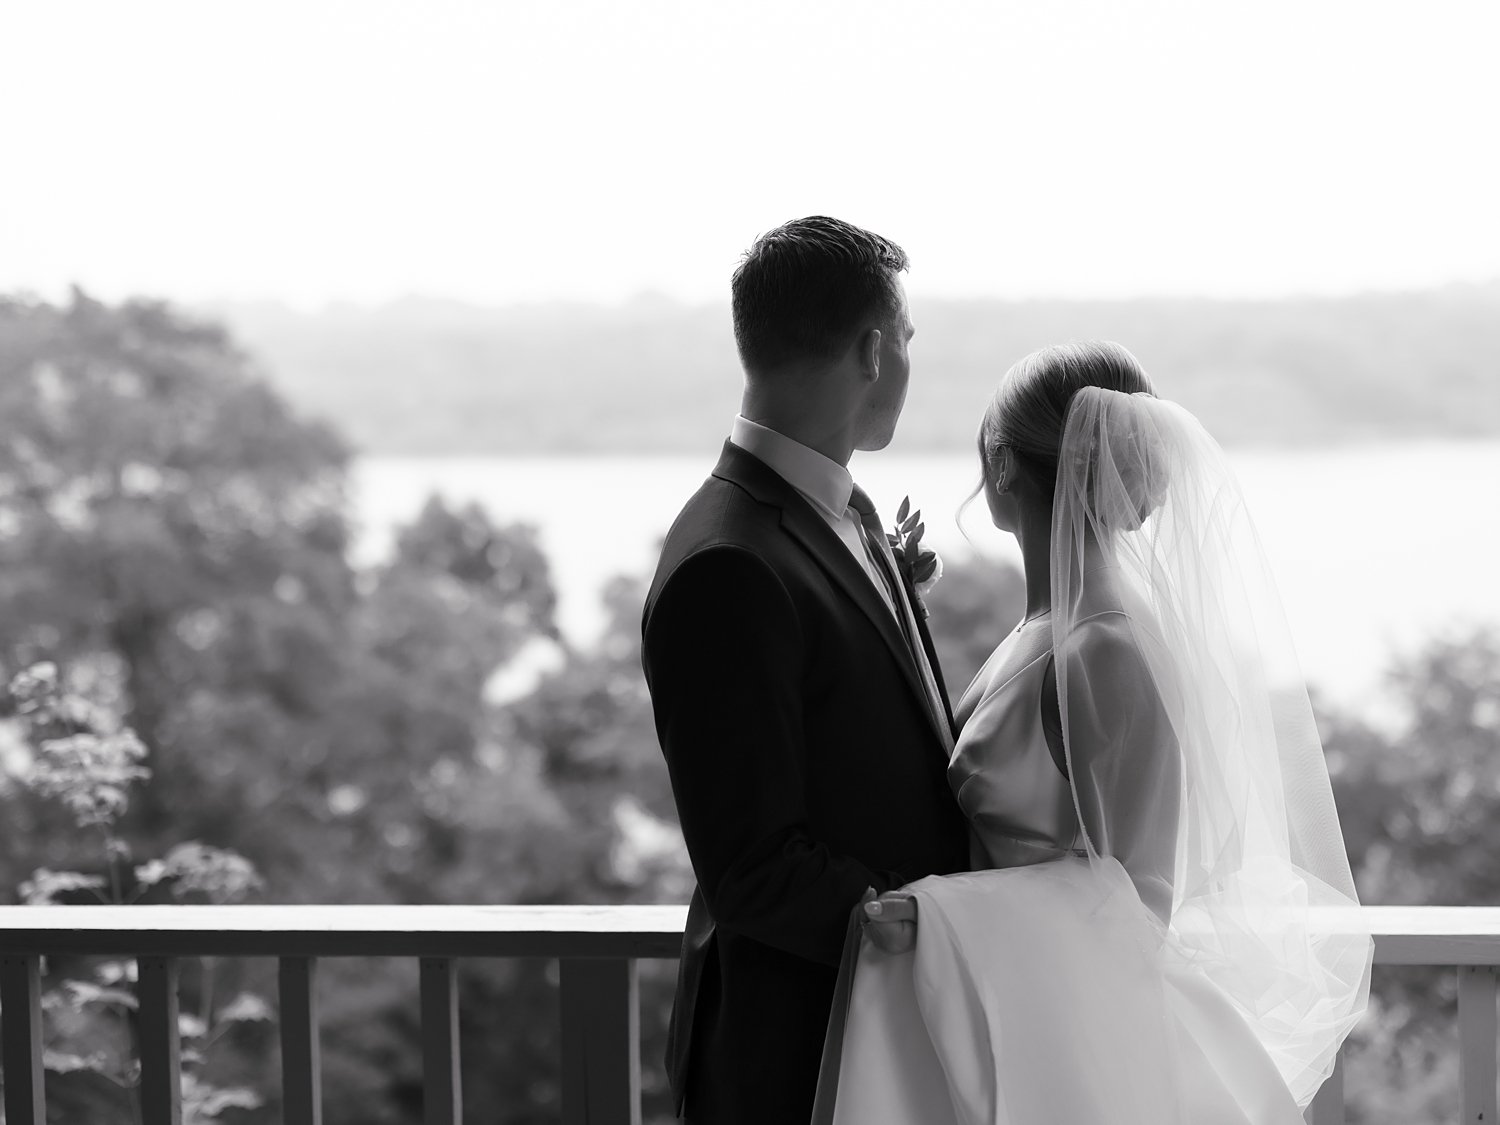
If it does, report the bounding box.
[979,341,1156,490]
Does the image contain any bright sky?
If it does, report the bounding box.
[3,0,1497,308]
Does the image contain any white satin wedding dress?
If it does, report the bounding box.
[819,616,1309,1124]
[813,387,1372,1125]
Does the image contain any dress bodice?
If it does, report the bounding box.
[948,617,1083,869]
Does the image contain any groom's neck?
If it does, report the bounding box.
[739,390,858,467]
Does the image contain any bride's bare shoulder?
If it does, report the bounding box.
[1055,611,1161,701]
[1059,565,1165,670]
[1058,610,1137,660]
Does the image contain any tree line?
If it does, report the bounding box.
[208,284,1500,456]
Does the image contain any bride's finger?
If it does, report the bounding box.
[863,894,916,923]
[864,916,917,954]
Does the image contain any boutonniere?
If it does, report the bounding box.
[887,495,943,616]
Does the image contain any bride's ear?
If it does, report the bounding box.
[991,446,1016,492]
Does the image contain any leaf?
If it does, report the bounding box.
[134,859,169,887]
[145,842,263,903]
[63,980,138,1011]
[896,496,910,524]
[217,991,273,1023]
[8,662,60,714]
[914,555,938,583]
[96,960,137,984]
[20,868,106,905]
[43,1049,110,1075]
[900,510,920,535]
[909,522,925,551]
[27,727,149,829]
[183,1079,263,1117]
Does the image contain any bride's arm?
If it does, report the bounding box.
[1056,617,1181,922]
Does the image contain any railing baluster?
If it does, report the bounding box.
[559,957,640,1125]
[420,956,462,1125]
[1,954,46,1125]
[1305,1048,1345,1125]
[279,956,322,1125]
[1459,964,1498,1124]
[137,956,182,1125]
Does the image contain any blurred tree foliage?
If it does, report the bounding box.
[0,290,685,1122]
[0,286,354,875]
[921,550,1028,696]
[3,660,268,1123]
[1318,630,1500,1125]
[1,289,1495,1123]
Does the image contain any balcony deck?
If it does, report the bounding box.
[3,904,1499,1124]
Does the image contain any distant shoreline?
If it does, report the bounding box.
[204,287,1500,457]
[340,433,1500,460]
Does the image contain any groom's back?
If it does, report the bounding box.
[643,442,969,1122]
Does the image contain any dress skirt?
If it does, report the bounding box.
[813,857,1307,1125]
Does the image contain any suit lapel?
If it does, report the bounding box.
[913,600,958,739]
[711,442,951,752]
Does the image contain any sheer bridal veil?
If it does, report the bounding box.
[1050,387,1373,1106]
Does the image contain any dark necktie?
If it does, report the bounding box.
[848,485,953,752]
[847,485,905,628]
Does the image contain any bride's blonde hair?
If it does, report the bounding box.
[979,341,1156,489]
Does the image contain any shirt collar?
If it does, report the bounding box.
[729,415,854,521]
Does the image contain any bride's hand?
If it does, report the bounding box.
[862,891,917,954]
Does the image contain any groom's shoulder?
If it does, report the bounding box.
[658,443,789,551]
[657,471,780,570]
[646,455,797,610]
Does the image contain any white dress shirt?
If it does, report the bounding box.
[728,415,897,616]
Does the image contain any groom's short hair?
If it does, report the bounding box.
[731,216,909,377]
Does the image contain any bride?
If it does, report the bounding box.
[813,342,1373,1124]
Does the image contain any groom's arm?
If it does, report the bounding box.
[643,544,906,967]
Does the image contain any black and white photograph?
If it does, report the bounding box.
[1,2,1498,1123]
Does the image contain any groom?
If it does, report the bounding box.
[641,216,971,1123]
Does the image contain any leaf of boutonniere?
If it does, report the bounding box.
[900,510,921,535]
[909,522,925,551]
[914,554,938,583]
[896,496,911,525]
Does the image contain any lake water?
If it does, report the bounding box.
[351,440,1500,712]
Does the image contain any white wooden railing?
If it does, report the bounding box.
[1,904,1498,1125]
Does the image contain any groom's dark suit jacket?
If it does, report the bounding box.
[642,441,971,1123]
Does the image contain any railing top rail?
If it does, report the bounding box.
[1,904,1498,961]
[0,904,690,958]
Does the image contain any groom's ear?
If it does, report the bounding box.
[858,327,883,383]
